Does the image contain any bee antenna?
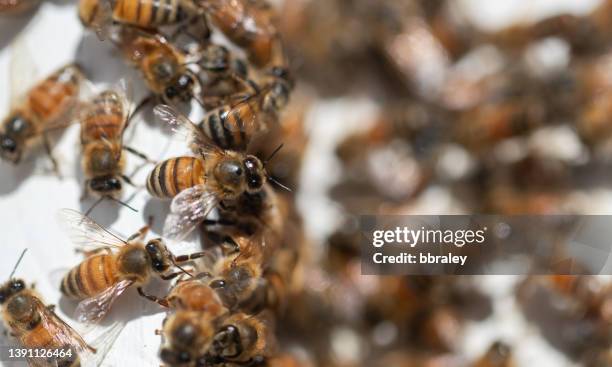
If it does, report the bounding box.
[263,143,284,166]
[172,260,194,278]
[8,249,28,280]
[267,175,292,192]
[107,196,138,213]
[84,196,106,217]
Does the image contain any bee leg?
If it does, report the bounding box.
[155,329,162,336]
[123,146,156,164]
[80,181,90,201]
[42,132,61,178]
[120,174,137,187]
[174,251,207,263]
[160,271,184,280]
[125,94,154,129]
[137,287,169,308]
[46,304,56,312]
[127,224,150,242]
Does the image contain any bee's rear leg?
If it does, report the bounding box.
[137,287,169,308]
[42,132,61,179]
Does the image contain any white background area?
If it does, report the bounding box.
[0,1,609,366]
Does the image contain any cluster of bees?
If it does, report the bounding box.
[0,0,307,366]
[1,0,612,367]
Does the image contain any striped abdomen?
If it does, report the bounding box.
[61,254,118,300]
[27,65,82,126]
[147,156,205,198]
[199,101,260,150]
[81,91,126,144]
[113,0,189,28]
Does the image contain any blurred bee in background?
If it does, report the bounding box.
[0,62,83,173]
[0,0,40,14]
[472,341,515,367]
[58,209,206,323]
[147,105,271,240]
[1,250,95,367]
[197,0,282,69]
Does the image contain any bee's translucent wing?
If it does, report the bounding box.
[89,0,114,41]
[83,320,126,367]
[163,185,218,241]
[75,280,133,324]
[33,298,96,364]
[57,209,126,251]
[154,104,222,156]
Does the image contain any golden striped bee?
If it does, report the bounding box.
[79,82,135,203]
[147,105,270,240]
[0,63,83,171]
[57,209,205,323]
[78,0,200,36]
[1,250,95,367]
[195,71,293,151]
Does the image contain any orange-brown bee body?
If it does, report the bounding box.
[147,156,206,199]
[0,64,83,164]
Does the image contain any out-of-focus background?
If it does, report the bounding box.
[0,0,610,366]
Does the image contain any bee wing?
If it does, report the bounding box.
[163,185,219,241]
[33,298,96,356]
[90,0,114,41]
[57,209,127,251]
[154,104,223,156]
[209,94,263,138]
[75,279,134,324]
[85,321,126,367]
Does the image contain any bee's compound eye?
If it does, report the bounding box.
[1,136,17,153]
[160,348,181,364]
[11,280,25,291]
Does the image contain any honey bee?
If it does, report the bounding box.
[78,0,201,36]
[147,105,269,240]
[113,27,200,104]
[203,312,270,366]
[198,44,253,110]
[159,310,221,366]
[79,82,138,205]
[159,308,270,367]
[197,0,282,69]
[141,269,271,366]
[0,0,39,14]
[1,250,95,367]
[57,209,206,323]
[196,67,293,151]
[0,63,83,171]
